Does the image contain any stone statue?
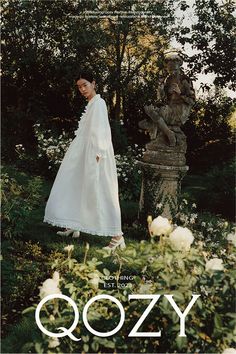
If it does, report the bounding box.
[139,52,195,148]
[137,52,196,220]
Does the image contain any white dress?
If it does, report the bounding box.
[44,94,123,237]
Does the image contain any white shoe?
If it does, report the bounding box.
[57,229,74,237]
[103,236,126,252]
[57,229,80,238]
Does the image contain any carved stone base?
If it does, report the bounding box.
[138,162,188,220]
[142,127,187,166]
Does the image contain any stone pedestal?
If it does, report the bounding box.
[138,162,188,220]
[137,127,188,220]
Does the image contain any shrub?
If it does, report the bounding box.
[1,172,43,238]
[183,159,235,220]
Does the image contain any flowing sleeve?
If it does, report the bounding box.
[90,99,112,159]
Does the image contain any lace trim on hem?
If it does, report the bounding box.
[43,218,123,237]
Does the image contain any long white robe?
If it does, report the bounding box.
[44,94,123,237]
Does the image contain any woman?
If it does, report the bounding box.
[44,70,125,251]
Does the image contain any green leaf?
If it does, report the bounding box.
[83,343,89,352]
[22,306,36,314]
[103,268,110,276]
[35,342,43,353]
[214,313,222,329]
[176,336,187,350]
[68,259,74,269]
[91,341,99,351]
[81,335,89,343]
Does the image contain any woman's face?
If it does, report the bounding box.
[76,78,96,100]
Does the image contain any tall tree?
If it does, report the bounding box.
[175,0,236,89]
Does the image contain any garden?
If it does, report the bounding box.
[1,1,236,354]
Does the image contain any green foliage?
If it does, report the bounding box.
[5,214,235,353]
[1,315,42,353]
[110,120,129,154]
[184,92,235,172]
[1,0,179,162]
[176,0,236,89]
[115,145,143,202]
[1,170,43,239]
[1,240,51,338]
[183,159,235,220]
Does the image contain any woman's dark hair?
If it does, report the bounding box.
[75,69,95,83]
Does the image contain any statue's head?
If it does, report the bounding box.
[164,52,183,75]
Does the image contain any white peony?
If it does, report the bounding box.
[48,337,60,348]
[169,226,194,251]
[205,258,224,272]
[39,271,61,299]
[149,216,172,236]
[222,349,236,354]
[226,231,236,247]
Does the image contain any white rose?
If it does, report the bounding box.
[39,273,61,299]
[222,349,236,354]
[205,258,224,272]
[169,226,194,251]
[226,232,236,247]
[48,337,60,348]
[149,216,172,236]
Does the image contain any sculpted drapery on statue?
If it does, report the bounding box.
[139,52,195,149]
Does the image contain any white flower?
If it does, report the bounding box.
[88,272,100,290]
[149,216,172,236]
[39,272,61,299]
[222,349,236,354]
[52,271,60,284]
[169,226,194,251]
[64,245,74,253]
[226,232,236,247]
[48,337,60,348]
[138,282,153,294]
[205,258,224,272]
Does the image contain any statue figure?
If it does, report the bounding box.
[140,52,195,147]
[137,52,195,220]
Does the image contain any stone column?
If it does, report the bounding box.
[138,162,188,220]
[137,127,188,221]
